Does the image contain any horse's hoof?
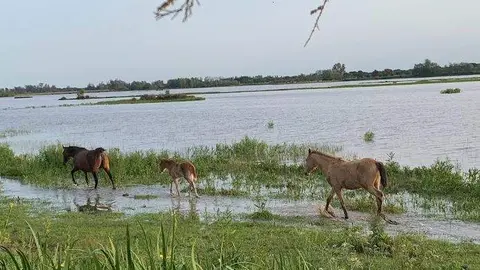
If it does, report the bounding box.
[343,217,349,220]
[387,219,399,225]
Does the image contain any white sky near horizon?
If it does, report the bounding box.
[1,0,479,88]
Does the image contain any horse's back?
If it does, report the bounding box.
[328,158,378,189]
[73,151,89,170]
[180,161,197,180]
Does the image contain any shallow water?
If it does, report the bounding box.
[1,177,479,244]
[1,80,479,170]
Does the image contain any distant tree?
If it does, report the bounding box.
[331,63,346,80]
[412,59,441,77]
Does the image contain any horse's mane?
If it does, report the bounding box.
[309,149,345,162]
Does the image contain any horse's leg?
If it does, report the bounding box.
[71,168,79,186]
[186,178,192,197]
[366,186,398,225]
[93,172,99,189]
[169,180,174,196]
[334,189,349,220]
[325,188,336,217]
[191,181,200,198]
[104,168,116,190]
[84,172,89,186]
[173,178,181,197]
[186,178,200,198]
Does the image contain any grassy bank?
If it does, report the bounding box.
[94,94,205,105]
[0,197,479,269]
[1,137,479,219]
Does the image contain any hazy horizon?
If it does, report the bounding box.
[1,0,480,88]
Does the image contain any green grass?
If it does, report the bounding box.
[0,198,479,269]
[363,131,375,142]
[440,87,461,94]
[0,137,340,189]
[94,94,205,105]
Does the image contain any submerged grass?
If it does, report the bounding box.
[363,130,375,142]
[440,87,461,94]
[0,198,479,269]
[0,129,30,138]
[132,194,159,200]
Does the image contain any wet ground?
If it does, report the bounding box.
[1,177,480,244]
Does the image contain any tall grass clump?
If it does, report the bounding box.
[363,131,375,142]
[440,88,461,94]
[267,120,274,129]
[0,138,342,190]
[384,155,480,220]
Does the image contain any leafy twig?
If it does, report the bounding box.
[154,0,200,22]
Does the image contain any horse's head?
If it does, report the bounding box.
[62,146,72,165]
[158,158,172,173]
[304,148,318,176]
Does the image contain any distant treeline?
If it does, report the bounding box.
[2,59,480,97]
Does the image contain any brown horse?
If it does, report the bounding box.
[159,158,199,198]
[305,149,397,224]
[62,146,116,189]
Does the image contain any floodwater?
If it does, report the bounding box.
[1,177,479,244]
[1,79,479,169]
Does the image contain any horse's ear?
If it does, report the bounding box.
[308,148,311,154]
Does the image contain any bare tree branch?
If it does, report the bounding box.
[154,0,200,22]
[304,0,329,47]
[154,1,330,47]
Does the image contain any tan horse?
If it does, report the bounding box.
[159,158,200,198]
[305,149,397,224]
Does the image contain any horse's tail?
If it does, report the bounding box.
[375,161,387,188]
[101,152,110,171]
[93,147,107,171]
[183,161,198,181]
[191,163,198,181]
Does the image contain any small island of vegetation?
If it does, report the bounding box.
[440,88,461,94]
[94,93,205,105]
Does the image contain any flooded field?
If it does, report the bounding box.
[2,176,479,244]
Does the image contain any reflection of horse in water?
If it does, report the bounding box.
[170,197,199,220]
[73,194,112,213]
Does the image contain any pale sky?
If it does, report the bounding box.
[1,0,479,88]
